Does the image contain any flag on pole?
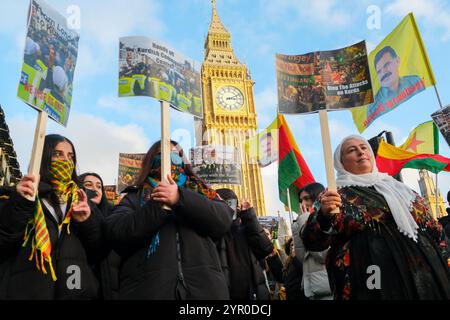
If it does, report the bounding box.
[276,115,315,212]
[376,138,450,176]
[351,13,436,133]
[246,114,315,212]
[399,120,439,154]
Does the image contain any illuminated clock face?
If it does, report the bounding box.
[216,86,244,111]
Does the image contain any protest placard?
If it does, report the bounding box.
[118,153,145,192]
[190,145,242,185]
[431,105,450,148]
[277,41,373,114]
[119,36,203,118]
[18,0,80,126]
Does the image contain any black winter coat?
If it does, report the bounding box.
[219,208,274,300]
[0,184,105,300]
[104,186,233,300]
[283,256,306,300]
[88,199,121,300]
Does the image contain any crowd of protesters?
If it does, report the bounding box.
[0,133,449,300]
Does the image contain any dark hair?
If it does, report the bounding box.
[79,172,104,188]
[79,172,110,213]
[135,140,197,187]
[374,46,397,68]
[284,237,293,255]
[298,182,325,203]
[216,188,239,207]
[40,134,78,208]
[447,190,450,205]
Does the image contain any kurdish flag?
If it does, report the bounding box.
[276,115,315,213]
[246,114,315,212]
[399,120,439,154]
[376,138,450,176]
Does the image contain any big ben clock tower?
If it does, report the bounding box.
[195,0,266,215]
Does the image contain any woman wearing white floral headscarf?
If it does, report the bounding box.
[302,135,450,300]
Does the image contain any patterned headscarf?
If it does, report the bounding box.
[22,160,79,281]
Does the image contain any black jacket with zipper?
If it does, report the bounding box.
[0,183,106,300]
[218,208,274,300]
[89,199,121,300]
[104,186,233,300]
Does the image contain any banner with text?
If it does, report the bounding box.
[17,0,80,126]
[276,41,373,114]
[119,36,203,118]
[190,145,242,185]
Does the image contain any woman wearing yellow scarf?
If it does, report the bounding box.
[0,134,105,299]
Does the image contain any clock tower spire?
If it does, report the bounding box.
[196,1,266,215]
[204,0,240,65]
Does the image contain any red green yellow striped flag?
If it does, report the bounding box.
[376,138,450,176]
[276,114,315,213]
[246,114,315,212]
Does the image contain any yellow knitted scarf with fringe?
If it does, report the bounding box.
[22,160,79,281]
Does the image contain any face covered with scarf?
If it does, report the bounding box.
[22,142,91,281]
[142,147,217,257]
[146,149,216,201]
[46,159,90,223]
[147,151,187,187]
[50,159,78,204]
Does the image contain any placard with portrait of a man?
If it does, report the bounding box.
[350,14,436,133]
[258,131,278,168]
[367,45,425,118]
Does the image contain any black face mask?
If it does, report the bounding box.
[225,198,238,220]
[84,188,98,201]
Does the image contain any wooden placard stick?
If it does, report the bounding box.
[161,101,172,211]
[319,110,339,214]
[26,110,48,201]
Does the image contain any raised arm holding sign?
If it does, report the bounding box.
[275,41,373,213]
[17,0,80,199]
[118,37,204,210]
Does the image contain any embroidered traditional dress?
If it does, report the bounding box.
[303,186,450,300]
